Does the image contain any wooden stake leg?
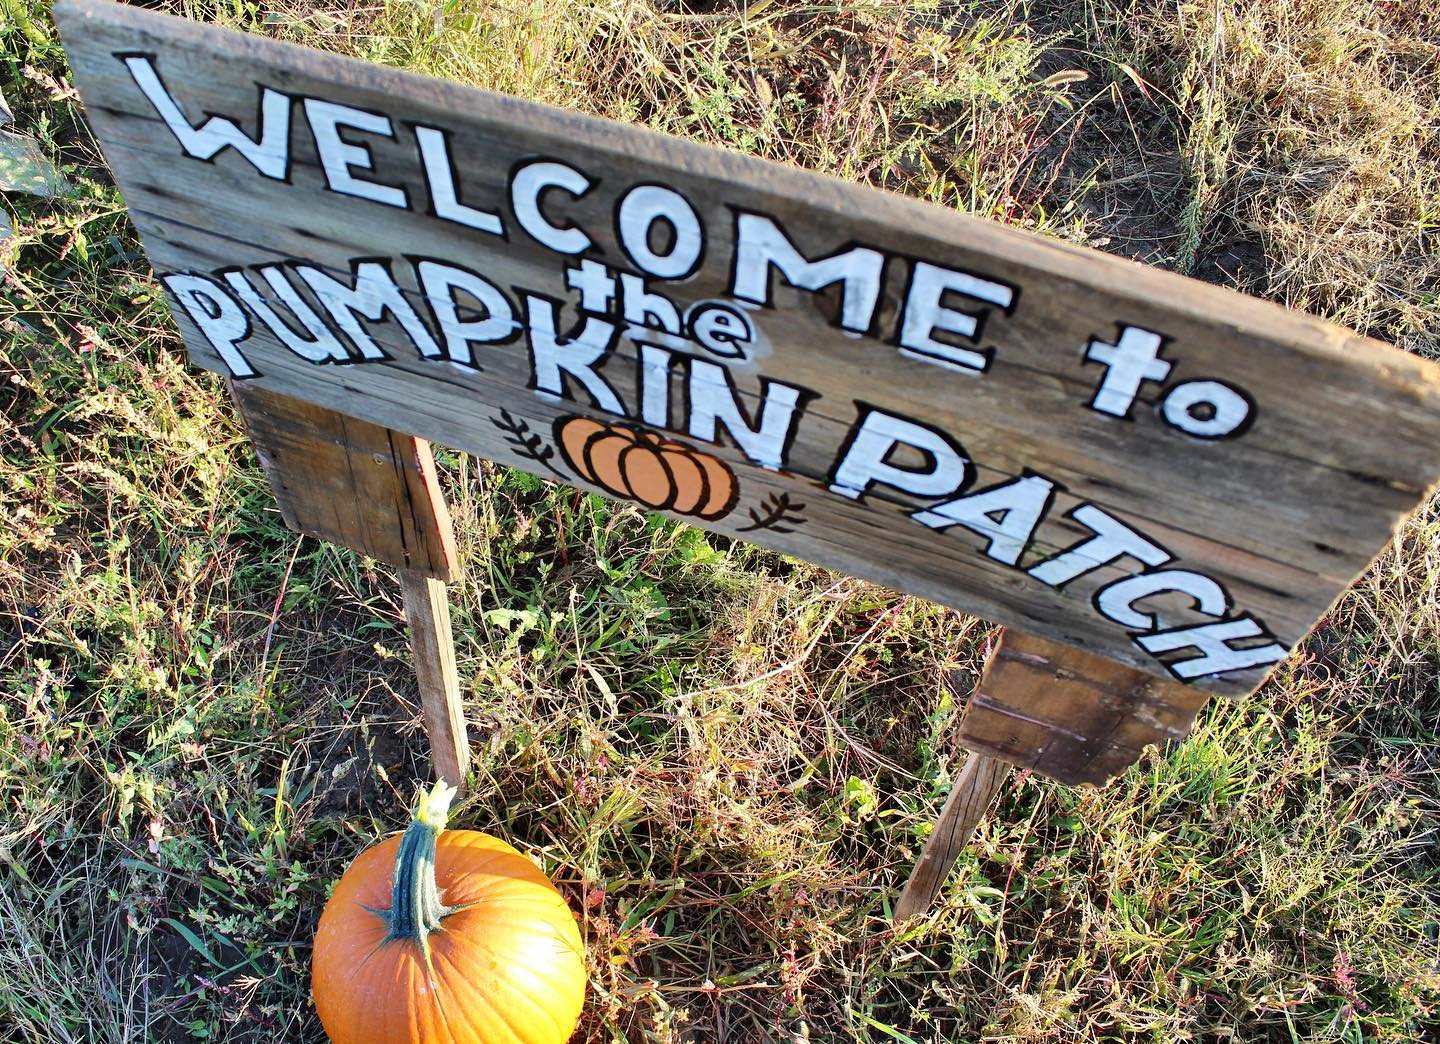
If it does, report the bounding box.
[230,384,470,790]
[893,753,1009,923]
[894,626,1211,922]
[399,569,470,793]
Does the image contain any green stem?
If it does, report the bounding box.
[383,781,457,957]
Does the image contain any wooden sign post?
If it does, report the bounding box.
[231,382,471,791]
[58,0,1440,915]
[894,628,1208,918]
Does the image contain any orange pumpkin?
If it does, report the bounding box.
[312,783,586,1044]
[553,416,737,521]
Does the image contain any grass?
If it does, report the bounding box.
[3,0,1438,1040]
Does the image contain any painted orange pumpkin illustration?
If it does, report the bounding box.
[554,416,738,521]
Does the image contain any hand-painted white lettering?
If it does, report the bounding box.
[1135,616,1288,679]
[1094,569,1229,630]
[830,410,970,501]
[303,99,407,209]
[416,261,515,366]
[617,184,703,279]
[1028,504,1170,586]
[689,303,752,359]
[566,260,616,315]
[224,266,349,363]
[524,296,625,413]
[295,262,439,360]
[162,273,256,377]
[731,212,883,333]
[687,360,801,470]
[123,56,290,180]
[911,474,1053,565]
[1084,326,1171,417]
[897,262,1012,374]
[1161,380,1252,438]
[638,344,673,428]
[620,274,682,334]
[510,161,593,255]
[413,125,504,234]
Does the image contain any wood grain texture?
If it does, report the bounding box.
[893,753,1009,923]
[399,568,470,792]
[898,627,1191,918]
[232,382,469,784]
[57,0,1440,701]
[232,383,458,581]
[958,629,1210,786]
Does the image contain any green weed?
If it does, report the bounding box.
[2,1,1437,1041]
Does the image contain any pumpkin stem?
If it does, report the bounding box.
[383,780,457,958]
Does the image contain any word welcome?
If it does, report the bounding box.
[128,53,1252,441]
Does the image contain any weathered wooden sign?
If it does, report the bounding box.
[58,0,1440,704]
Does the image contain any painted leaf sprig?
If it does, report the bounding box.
[491,409,565,478]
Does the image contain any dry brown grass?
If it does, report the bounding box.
[3,0,1439,1040]
[1086,0,1440,353]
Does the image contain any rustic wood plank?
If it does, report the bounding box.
[56,0,1440,706]
[893,753,1009,923]
[231,383,458,581]
[895,627,1198,919]
[231,383,468,784]
[398,568,470,792]
[958,629,1211,786]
